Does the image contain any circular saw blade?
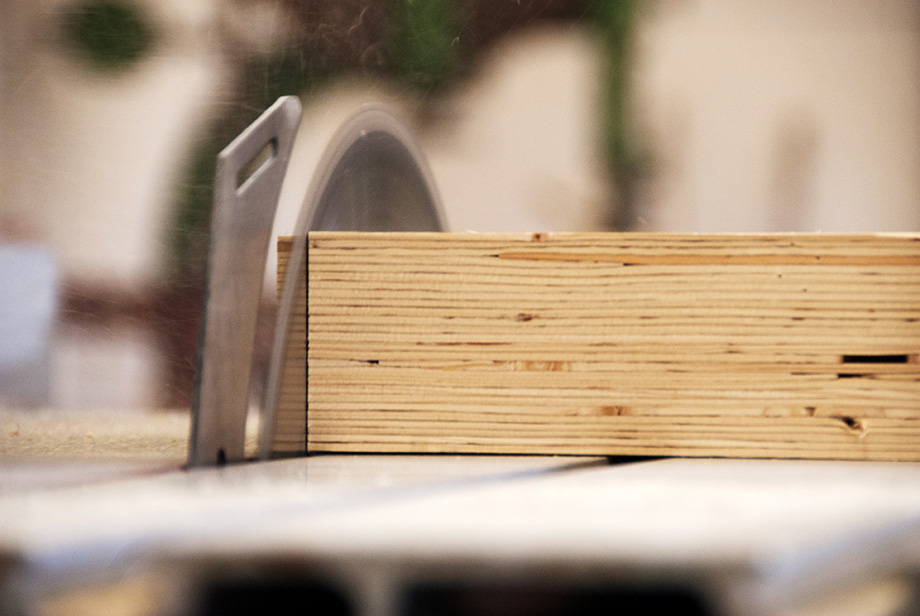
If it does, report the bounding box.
[306,105,445,232]
[259,104,446,458]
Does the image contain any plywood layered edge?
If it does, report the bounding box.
[274,232,920,460]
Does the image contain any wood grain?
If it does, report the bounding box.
[274,232,920,460]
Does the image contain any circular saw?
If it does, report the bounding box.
[189,97,445,466]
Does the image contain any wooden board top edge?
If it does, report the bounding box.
[283,232,920,266]
[282,232,920,253]
[283,232,920,240]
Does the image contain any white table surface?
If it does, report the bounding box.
[3,410,920,615]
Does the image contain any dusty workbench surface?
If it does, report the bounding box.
[0,409,264,492]
[1,409,191,462]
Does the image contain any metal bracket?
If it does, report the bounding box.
[188,96,302,467]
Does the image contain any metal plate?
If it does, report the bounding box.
[188,96,302,467]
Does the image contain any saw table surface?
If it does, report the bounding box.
[2,410,920,615]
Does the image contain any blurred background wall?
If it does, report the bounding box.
[1,0,918,411]
[633,1,920,233]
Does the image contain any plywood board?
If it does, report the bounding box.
[275,232,920,460]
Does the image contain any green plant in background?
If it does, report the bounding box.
[66,0,155,73]
[389,0,460,91]
[169,0,640,282]
[591,0,641,230]
[162,0,638,404]
[251,51,332,114]
[169,0,465,282]
[168,50,332,282]
[170,145,215,283]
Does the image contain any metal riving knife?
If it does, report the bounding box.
[188,96,302,467]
